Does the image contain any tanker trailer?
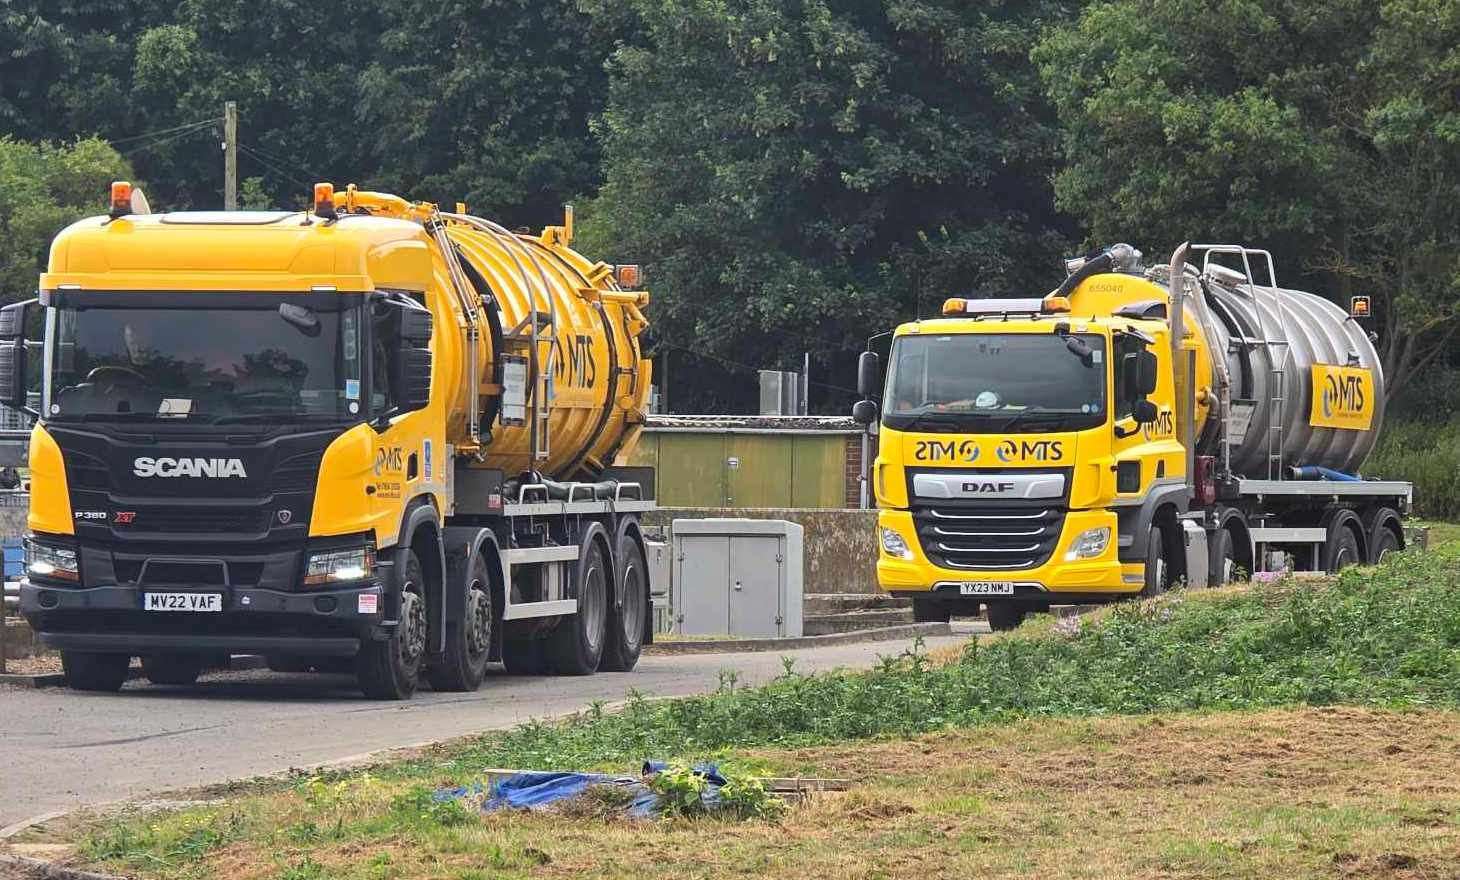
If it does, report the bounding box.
[13,181,655,698]
[853,241,1411,630]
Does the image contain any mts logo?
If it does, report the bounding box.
[1323,373,1366,416]
[1143,409,1175,441]
[996,439,1064,462]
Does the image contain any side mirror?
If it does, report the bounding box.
[0,301,34,412]
[1133,399,1158,424]
[851,399,879,426]
[857,350,880,399]
[1135,350,1157,395]
[396,300,433,413]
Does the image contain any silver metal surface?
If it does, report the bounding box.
[1238,479,1411,501]
[1182,258,1385,476]
[672,519,804,638]
[1249,527,1328,543]
[912,471,1065,501]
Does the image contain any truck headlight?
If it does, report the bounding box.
[25,537,79,583]
[1065,527,1111,561]
[880,527,915,560]
[304,544,376,586]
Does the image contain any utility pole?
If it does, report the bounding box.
[223,101,237,210]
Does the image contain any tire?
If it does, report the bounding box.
[62,651,129,692]
[356,549,428,700]
[912,595,951,623]
[426,554,493,692]
[548,537,610,675]
[1324,526,1362,573]
[985,603,1026,632]
[1141,523,1173,597]
[600,532,648,672]
[141,653,204,686]
[1213,527,1238,586]
[501,636,549,675]
[1369,526,1401,565]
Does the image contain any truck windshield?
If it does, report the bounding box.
[44,298,365,425]
[883,332,1107,433]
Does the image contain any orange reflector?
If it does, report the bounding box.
[614,264,642,288]
[942,298,966,315]
[1350,295,1371,318]
[1043,295,1072,313]
[109,181,133,218]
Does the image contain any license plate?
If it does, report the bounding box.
[959,582,1014,596]
[144,592,222,612]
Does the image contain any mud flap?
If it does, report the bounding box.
[1180,519,1209,589]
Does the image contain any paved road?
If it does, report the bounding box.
[0,627,975,828]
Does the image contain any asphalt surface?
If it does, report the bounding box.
[0,626,976,828]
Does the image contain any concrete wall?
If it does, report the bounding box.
[0,496,25,540]
[644,507,880,594]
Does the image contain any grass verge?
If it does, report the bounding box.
[49,542,1460,879]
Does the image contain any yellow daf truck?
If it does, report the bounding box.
[854,243,1412,629]
[8,182,656,698]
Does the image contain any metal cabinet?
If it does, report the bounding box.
[671,519,804,638]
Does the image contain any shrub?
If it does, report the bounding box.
[1367,418,1460,519]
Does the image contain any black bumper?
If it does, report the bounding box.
[20,579,385,656]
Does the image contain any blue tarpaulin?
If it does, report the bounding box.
[435,762,727,818]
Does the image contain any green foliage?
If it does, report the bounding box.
[715,769,787,820]
[0,136,132,302]
[443,550,1460,772]
[1368,419,1460,519]
[580,0,1074,410]
[647,762,710,817]
[1035,0,1460,403]
[389,786,474,828]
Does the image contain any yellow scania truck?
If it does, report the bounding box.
[8,182,656,698]
[854,243,1412,629]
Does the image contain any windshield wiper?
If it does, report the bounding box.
[893,410,966,432]
[208,412,348,425]
[71,411,167,423]
[995,407,1082,433]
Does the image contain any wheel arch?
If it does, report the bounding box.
[398,496,446,654]
[1215,507,1254,582]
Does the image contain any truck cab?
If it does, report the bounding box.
[862,293,1185,627]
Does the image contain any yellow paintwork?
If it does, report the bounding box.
[874,280,1195,597]
[1309,364,1375,431]
[37,192,651,552]
[27,425,72,536]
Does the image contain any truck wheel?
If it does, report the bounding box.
[548,538,609,675]
[501,636,549,675]
[1141,523,1173,597]
[62,651,129,692]
[141,653,204,686]
[1323,526,1361,573]
[912,595,951,623]
[1369,527,1401,564]
[426,555,493,692]
[356,549,427,700]
[1214,528,1238,585]
[601,533,647,672]
[985,603,1026,631]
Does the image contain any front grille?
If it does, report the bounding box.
[129,507,269,535]
[914,505,1065,571]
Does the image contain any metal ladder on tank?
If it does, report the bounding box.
[441,211,559,466]
[1193,245,1291,481]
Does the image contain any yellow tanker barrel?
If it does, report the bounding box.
[441,211,652,480]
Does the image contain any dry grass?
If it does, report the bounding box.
[64,706,1460,880]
